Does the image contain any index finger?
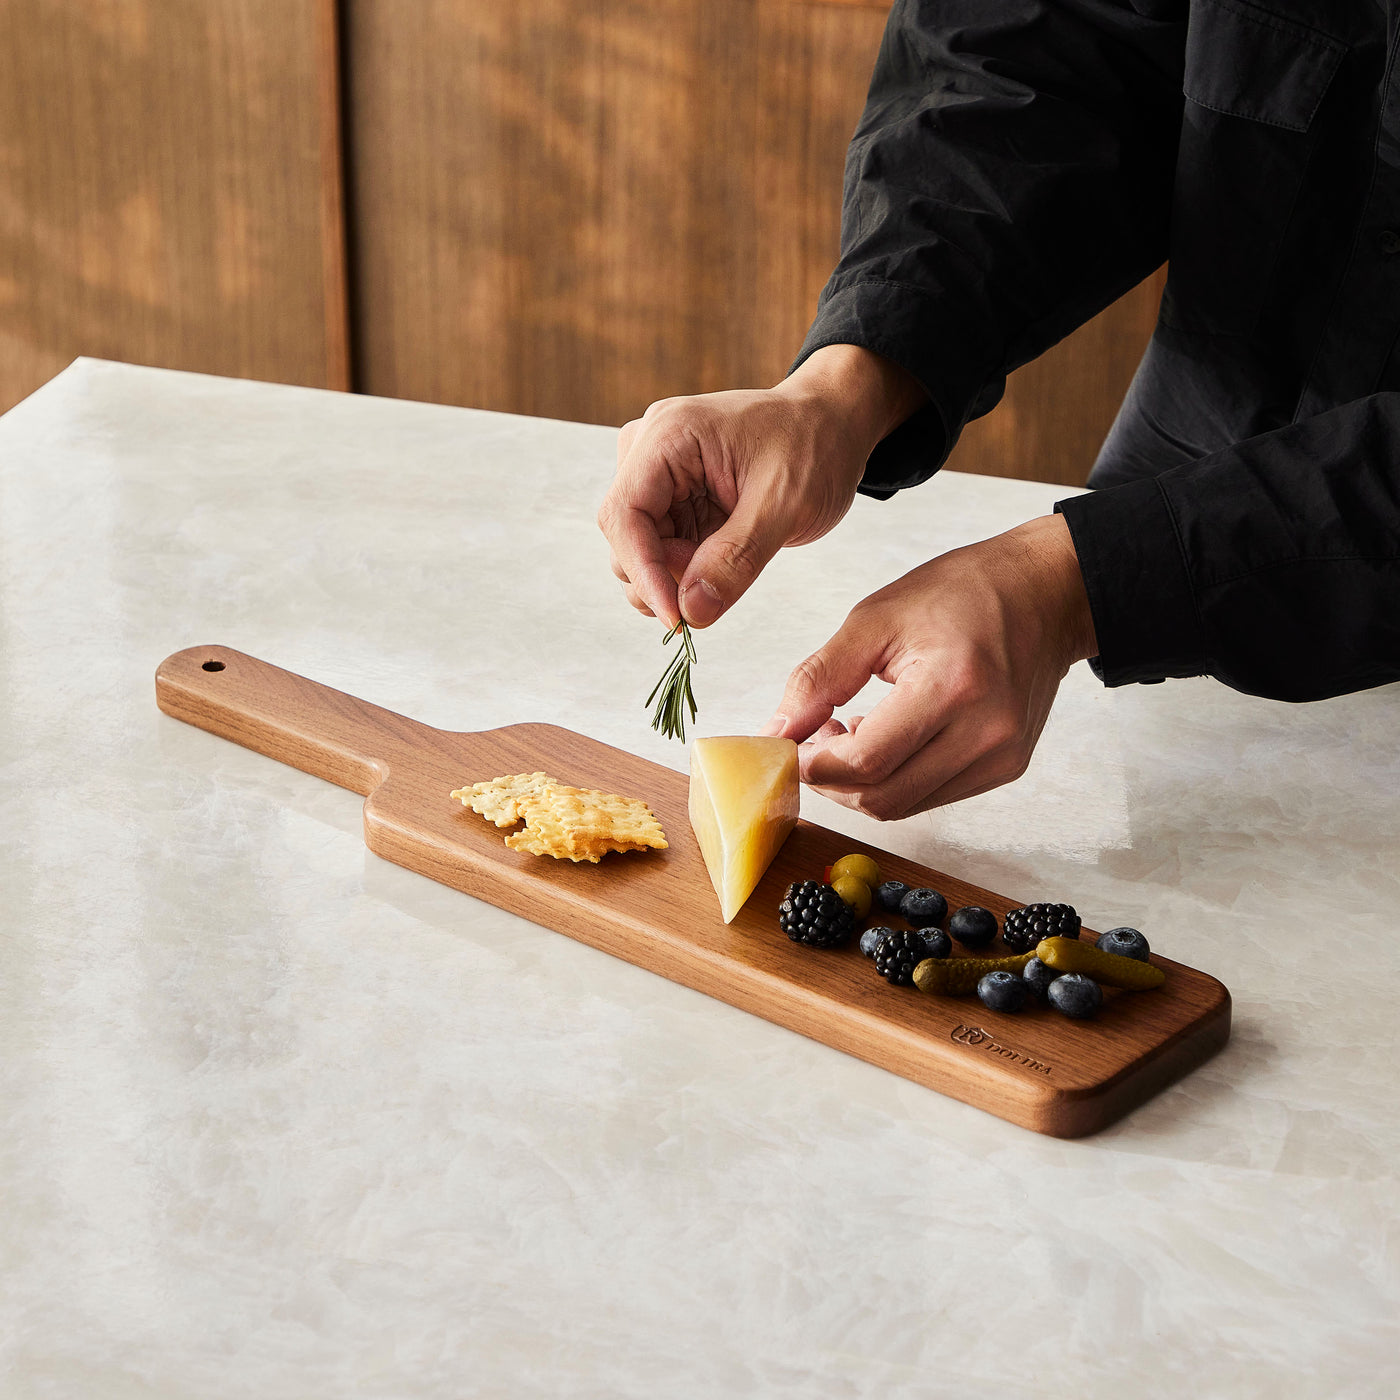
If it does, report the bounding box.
[804,706,1027,819]
[601,501,682,627]
[800,659,951,789]
[597,427,702,627]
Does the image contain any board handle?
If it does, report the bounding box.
[155,645,430,796]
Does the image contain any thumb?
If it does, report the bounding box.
[765,615,888,742]
[677,495,788,627]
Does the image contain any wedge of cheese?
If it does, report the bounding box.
[689,736,799,923]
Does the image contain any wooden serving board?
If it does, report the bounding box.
[156,645,1231,1138]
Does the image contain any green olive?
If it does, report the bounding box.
[830,853,881,889]
[831,875,872,920]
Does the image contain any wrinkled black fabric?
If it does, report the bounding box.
[795,0,1400,701]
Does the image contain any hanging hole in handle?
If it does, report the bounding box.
[202,660,225,672]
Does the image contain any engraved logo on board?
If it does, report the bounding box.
[950,1024,1052,1076]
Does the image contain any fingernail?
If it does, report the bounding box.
[759,714,788,737]
[679,578,723,627]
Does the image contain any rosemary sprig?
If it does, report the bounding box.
[645,618,699,743]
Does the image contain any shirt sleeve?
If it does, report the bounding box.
[793,0,1187,497]
[1057,393,1400,701]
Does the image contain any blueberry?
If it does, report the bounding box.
[920,929,952,959]
[1022,957,1058,999]
[875,880,909,913]
[1097,927,1150,962]
[1047,973,1103,1019]
[977,970,1027,1013]
[948,905,997,949]
[899,887,948,929]
[861,926,895,959]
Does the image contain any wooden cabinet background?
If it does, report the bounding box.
[0,0,1162,488]
[344,0,894,428]
[0,0,349,409]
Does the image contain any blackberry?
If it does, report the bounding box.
[949,905,997,949]
[1002,902,1080,954]
[875,880,909,913]
[779,880,855,949]
[861,926,895,959]
[1097,927,1150,962]
[978,970,1027,1013]
[874,930,932,985]
[900,887,948,929]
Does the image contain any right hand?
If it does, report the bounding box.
[597,345,926,629]
[761,514,1098,818]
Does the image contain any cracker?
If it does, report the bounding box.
[505,820,617,864]
[543,784,668,857]
[454,770,667,863]
[504,796,599,862]
[450,771,552,828]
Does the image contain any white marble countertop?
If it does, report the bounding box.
[2,359,1396,1397]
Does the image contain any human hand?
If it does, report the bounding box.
[760,514,1098,817]
[597,345,925,629]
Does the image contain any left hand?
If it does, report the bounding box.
[760,515,1098,818]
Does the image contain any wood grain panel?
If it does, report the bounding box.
[345,0,878,425]
[156,644,1231,1137]
[345,0,1161,486]
[0,0,349,416]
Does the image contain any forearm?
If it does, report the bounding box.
[776,344,928,466]
[1005,514,1100,670]
[797,0,1187,494]
[1059,393,1400,700]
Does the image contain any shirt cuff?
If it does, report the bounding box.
[790,276,1005,498]
[1056,478,1207,686]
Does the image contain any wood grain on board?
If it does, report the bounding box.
[156,645,1231,1138]
[342,0,1162,487]
[0,0,349,415]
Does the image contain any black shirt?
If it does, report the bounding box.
[796,0,1400,701]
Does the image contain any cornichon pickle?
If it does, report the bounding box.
[1036,935,1165,990]
[912,952,1034,996]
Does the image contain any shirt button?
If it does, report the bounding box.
[1378,229,1400,256]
